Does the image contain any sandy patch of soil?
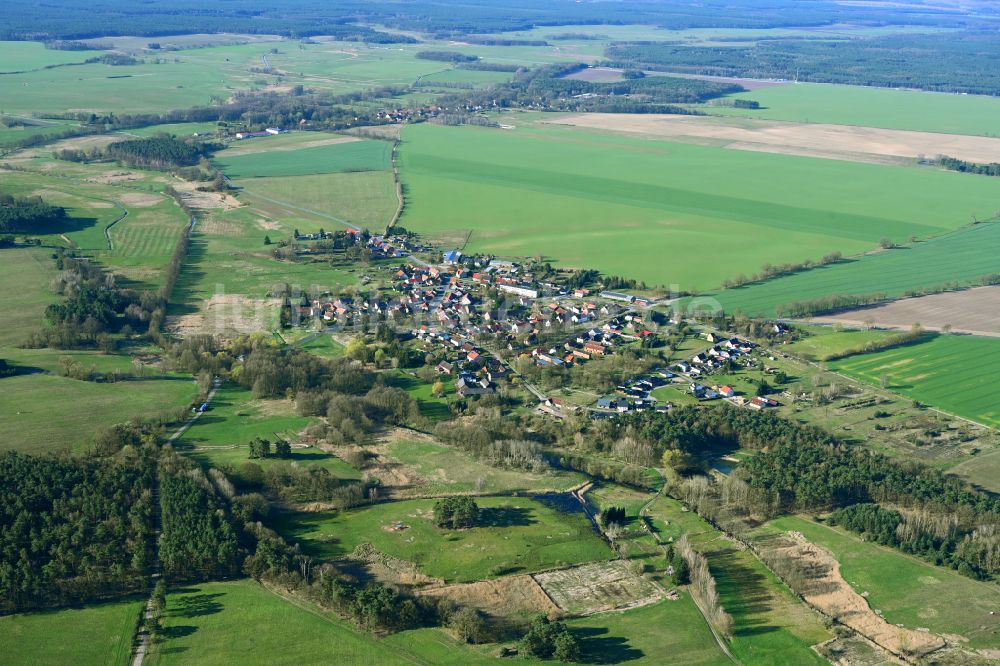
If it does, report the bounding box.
[169,180,241,210]
[812,285,1000,337]
[168,294,280,337]
[774,531,946,660]
[547,114,1000,164]
[533,560,664,616]
[196,215,247,237]
[256,218,281,231]
[562,67,625,83]
[419,574,560,618]
[118,192,163,207]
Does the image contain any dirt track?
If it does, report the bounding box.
[548,114,1000,164]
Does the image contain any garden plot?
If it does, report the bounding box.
[533,560,663,615]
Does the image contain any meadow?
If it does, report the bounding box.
[704,82,1000,136]
[273,495,613,582]
[149,580,498,666]
[215,140,391,179]
[712,221,1000,316]
[784,325,897,361]
[235,171,398,230]
[642,496,832,663]
[564,598,731,665]
[0,373,195,454]
[0,248,60,347]
[0,41,103,72]
[766,516,1000,649]
[398,122,1000,291]
[385,438,585,494]
[829,334,1000,428]
[0,598,142,666]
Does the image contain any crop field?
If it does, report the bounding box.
[816,285,1000,337]
[398,122,1000,291]
[712,221,1000,316]
[216,140,391,179]
[703,82,1000,136]
[273,495,613,582]
[0,373,195,454]
[104,196,189,288]
[549,112,1000,163]
[385,438,584,494]
[0,598,142,666]
[149,581,497,666]
[767,516,1000,650]
[828,334,1000,428]
[236,171,398,230]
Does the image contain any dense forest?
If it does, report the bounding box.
[0,193,68,234]
[56,136,216,170]
[605,32,1000,96]
[0,451,156,612]
[3,0,981,41]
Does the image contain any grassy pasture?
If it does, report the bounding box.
[149,580,496,666]
[0,119,78,145]
[705,82,1000,136]
[215,140,391,178]
[829,334,1000,428]
[642,496,832,662]
[274,495,613,582]
[398,123,1000,291]
[784,325,897,361]
[128,122,221,137]
[712,221,1000,316]
[386,438,584,494]
[170,207,361,309]
[0,247,59,347]
[767,516,1000,649]
[565,598,731,665]
[0,373,194,454]
[236,171,398,230]
[0,41,104,72]
[0,598,142,666]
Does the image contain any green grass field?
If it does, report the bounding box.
[149,580,498,666]
[784,325,897,361]
[0,598,142,666]
[0,373,195,454]
[274,495,613,582]
[399,122,1000,291]
[712,221,1000,316]
[642,496,831,663]
[767,516,1000,649]
[173,385,361,479]
[236,171,398,230]
[216,140,391,178]
[565,598,731,665]
[386,438,584,494]
[829,334,1000,427]
[0,247,60,347]
[0,41,105,72]
[704,82,1000,136]
[384,370,453,420]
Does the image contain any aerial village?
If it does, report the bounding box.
[283,232,778,418]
